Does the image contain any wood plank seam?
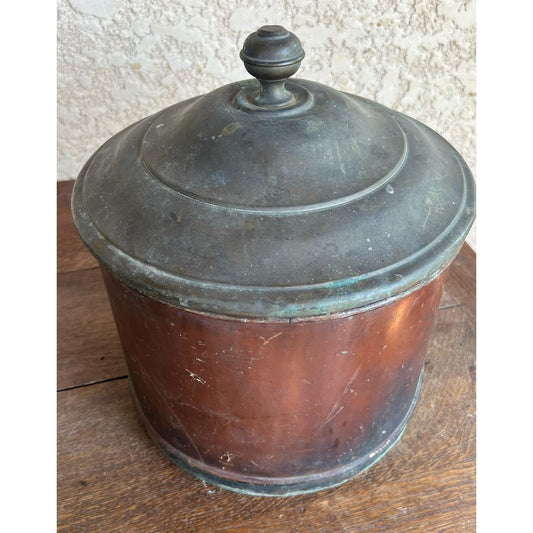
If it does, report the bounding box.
[438,303,464,310]
[57,375,128,393]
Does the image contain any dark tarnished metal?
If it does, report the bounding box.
[72,25,475,319]
[239,25,305,109]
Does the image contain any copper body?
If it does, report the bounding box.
[102,268,446,495]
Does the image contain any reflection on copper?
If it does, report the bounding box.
[386,295,415,341]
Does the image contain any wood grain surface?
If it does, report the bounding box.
[58,267,127,390]
[57,180,98,274]
[57,180,476,531]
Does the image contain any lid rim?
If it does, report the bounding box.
[72,144,474,318]
[72,198,471,319]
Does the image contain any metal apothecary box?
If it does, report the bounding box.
[72,25,475,496]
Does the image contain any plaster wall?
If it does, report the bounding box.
[57,0,476,248]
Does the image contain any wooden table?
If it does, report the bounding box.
[58,180,476,532]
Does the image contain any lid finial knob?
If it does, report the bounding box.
[240,25,305,108]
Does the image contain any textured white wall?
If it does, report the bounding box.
[57,0,476,247]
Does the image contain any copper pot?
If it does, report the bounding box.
[72,25,475,495]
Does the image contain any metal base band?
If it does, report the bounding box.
[130,373,423,497]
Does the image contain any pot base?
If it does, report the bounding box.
[130,373,423,497]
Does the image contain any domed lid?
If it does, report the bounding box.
[72,25,475,319]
